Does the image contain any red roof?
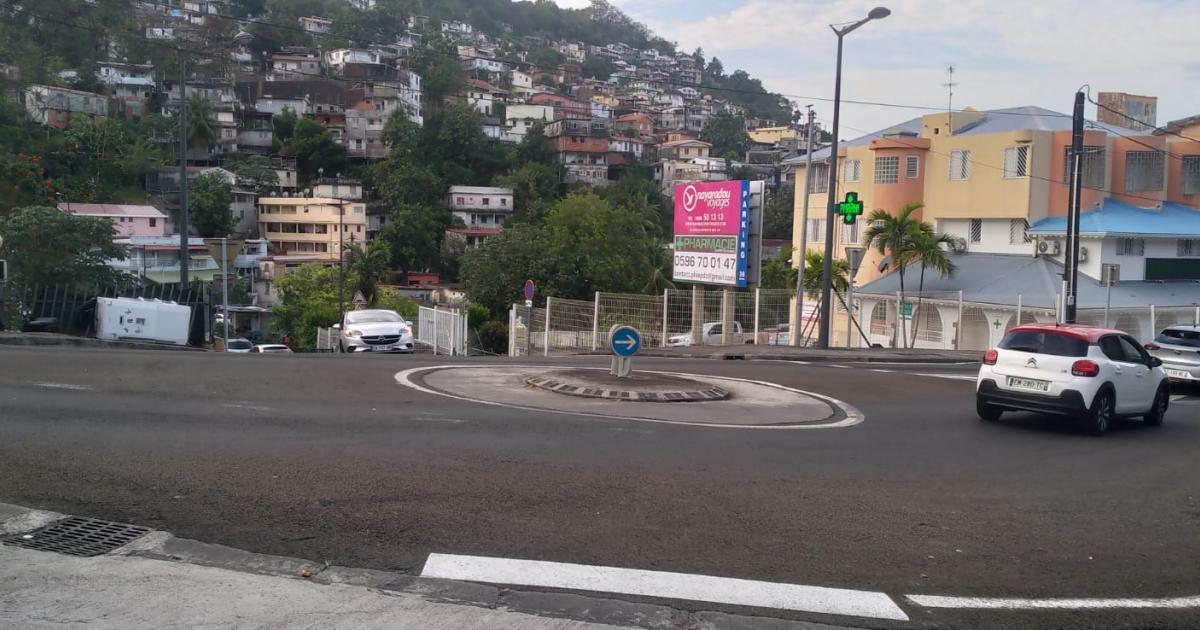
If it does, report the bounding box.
[1006,323,1124,343]
[467,79,507,94]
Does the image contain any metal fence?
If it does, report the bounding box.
[508,288,802,356]
[416,305,468,356]
[2,281,210,344]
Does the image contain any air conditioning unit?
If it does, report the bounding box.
[1078,246,1089,263]
[1037,239,1061,256]
[951,238,967,253]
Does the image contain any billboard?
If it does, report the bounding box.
[672,181,754,287]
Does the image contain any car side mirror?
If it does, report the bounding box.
[1149,356,1163,367]
[331,323,341,330]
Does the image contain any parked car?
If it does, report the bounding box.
[1144,325,1200,385]
[252,344,293,354]
[225,338,253,353]
[976,323,1169,435]
[666,321,746,347]
[766,324,790,346]
[335,309,415,353]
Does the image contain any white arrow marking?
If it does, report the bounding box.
[616,337,637,349]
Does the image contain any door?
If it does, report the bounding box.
[704,324,722,345]
[1098,336,1140,413]
[1118,335,1157,411]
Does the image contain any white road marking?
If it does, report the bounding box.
[395,366,866,430]
[31,382,95,391]
[222,403,273,412]
[907,593,1200,610]
[422,553,909,621]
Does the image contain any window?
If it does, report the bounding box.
[1009,219,1030,245]
[501,198,507,206]
[843,159,861,182]
[949,150,971,181]
[148,218,157,227]
[842,220,861,244]
[905,155,919,179]
[1116,238,1145,256]
[1001,331,1088,357]
[1178,239,1200,257]
[874,156,899,184]
[457,197,464,204]
[482,198,489,206]
[1182,155,1200,195]
[808,218,826,242]
[809,164,829,193]
[969,219,982,243]
[1099,336,1125,361]
[1124,151,1165,192]
[1117,336,1150,364]
[1003,146,1029,178]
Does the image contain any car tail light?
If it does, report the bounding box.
[983,349,998,365]
[1071,360,1100,377]
[1144,343,1160,351]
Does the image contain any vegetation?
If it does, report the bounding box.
[701,111,750,159]
[0,205,127,287]
[190,172,235,238]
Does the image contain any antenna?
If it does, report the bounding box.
[943,64,957,134]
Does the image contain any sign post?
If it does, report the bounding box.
[608,324,641,378]
[523,279,535,308]
[845,246,865,348]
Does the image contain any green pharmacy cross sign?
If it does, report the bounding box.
[837,192,864,225]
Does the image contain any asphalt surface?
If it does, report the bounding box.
[1,347,1199,629]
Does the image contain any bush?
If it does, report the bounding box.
[298,303,339,350]
[476,320,509,355]
[467,303,491,328]
[375,288,419,320]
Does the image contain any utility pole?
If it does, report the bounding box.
[791,105,815,347]
[1064,91,1085,324]
[178,56,190,285]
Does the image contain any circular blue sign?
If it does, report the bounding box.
[523,279,535,301]
[610,325,642,357]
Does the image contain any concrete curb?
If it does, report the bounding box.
[0,501,864,630]
[624,350,979,364]
[525,375,730,402]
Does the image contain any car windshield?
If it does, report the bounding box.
[346,311,403,324]
[1157,329,1200,348]
[999,331,1088,357]
[227,340,252,349]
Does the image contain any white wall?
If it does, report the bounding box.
[938,218,1034,255]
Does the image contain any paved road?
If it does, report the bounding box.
[1,347,1198,628]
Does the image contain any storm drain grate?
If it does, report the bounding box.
[1,517,150,557]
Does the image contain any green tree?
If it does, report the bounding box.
[271,263,344,349]
[272,108,299,150]
[284,118,347,185]
[0,205,126,287]
[543,192,656,299]
[863,202,926,348]
[190,172,234,238]
[802,250,849,298]
[763,185,795,239]
[407,37,466,110]
[700,110,749,159]
[186,94,218,150]
[527,47,564,69]
[581,56,614,80]
[906,230,958,347]
[378,204,451,277]
[343,239,392,304]
[494,162,560,224]
[514,120,555,166]
[759,246,798,290]
[225,154,280,195]
[460,223,552,315]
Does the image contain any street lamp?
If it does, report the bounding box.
[818,6,890,349]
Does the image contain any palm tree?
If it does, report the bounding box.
[186,93,217,151]
[907,231,958,347]
[344,240,392,305]
[794,250,849,346]
[863,202,926,347]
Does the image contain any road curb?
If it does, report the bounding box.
[0,332,201,352]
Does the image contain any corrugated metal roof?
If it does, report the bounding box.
[60,203,166,218]
[1028,200,1200,236]
[856,252,1200,309]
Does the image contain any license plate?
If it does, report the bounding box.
[1167,369,1192,380]
[1008,376,1050,392]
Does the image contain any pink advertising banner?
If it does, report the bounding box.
[673,181,743,236]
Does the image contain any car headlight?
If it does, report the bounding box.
[346,329,362,338]
[398,327,409,335]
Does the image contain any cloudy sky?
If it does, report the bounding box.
[553,0,1199,135]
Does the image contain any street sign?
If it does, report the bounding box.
[901,302,914,320]
[523,279,535,301]
[610,325,641,357]
[845,246,866,277]
[672,180,760,287]
[837,192,864,225]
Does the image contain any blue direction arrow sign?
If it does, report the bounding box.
[609,325,642,357]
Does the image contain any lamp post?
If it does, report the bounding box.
[818,6,891,349]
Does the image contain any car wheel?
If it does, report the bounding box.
[1086,389,1114,436]
[976,398,1002,421]
[1143,384,1169,427]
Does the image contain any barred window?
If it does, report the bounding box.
[842,159,861,183]
[1116,238,1145,256]
[874,156,899,184]
[808,218,826,242]
[969,219,983,243]
[1062,146,1106,189]
[809,163,829,193]
[1182,155,1200,195]
[949,150,971,181]
[1124,150,1164,192]
[842,220,861,244]
[905,155,920,179]
[1003,146,1029,178]
[1009,219,1031,245]
[1179,239,1200,257]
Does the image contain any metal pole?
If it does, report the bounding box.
[508,305,516,357]
[818,33,845,348]
[1016,293,1023,327]
[1104,279,1112,328]
[792,106,815,347]
[956,290,964,350]
[544,296,551,357]
[432,306,438,356]
[178,56,189,285]
[1064,91,1085,323]
[591,291,600,351]
[661,288,668,348]
[1150,305,1156,337]
[222,237,230,342]
[337,201,345,324]
[753,288,761,345]
[846,281,855,349]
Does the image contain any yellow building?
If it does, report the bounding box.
[748,126,796,145]
[257,195,367,267]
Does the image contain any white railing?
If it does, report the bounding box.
[417,306,468,356]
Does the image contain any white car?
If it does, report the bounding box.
[252,344,293,354]
[335,309,415,353]
[224,338,253,353]
[666,322,746,347]
[976,323,1169,435]
[1144,325,1200,383]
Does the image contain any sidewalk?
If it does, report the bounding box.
[0,503,851,630]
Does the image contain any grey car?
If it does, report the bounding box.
[335,309,415,353]
[1145,325,1200,384]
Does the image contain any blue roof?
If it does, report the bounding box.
[794,105,1144,163]
[1028,199,1200,236]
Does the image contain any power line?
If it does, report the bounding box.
[1086,94,1200,143]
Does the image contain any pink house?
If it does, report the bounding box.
[59,203,168,238]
